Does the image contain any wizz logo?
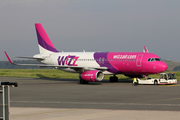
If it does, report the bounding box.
[57,55,79,66]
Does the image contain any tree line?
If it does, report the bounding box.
[0,60,41,69]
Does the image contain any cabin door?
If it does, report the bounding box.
[136,54,143,67]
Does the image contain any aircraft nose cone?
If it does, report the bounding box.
[154,62,168,73]
[161,62,168,72]
[163,64,168,71]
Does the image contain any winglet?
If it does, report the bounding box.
[4,51,13,64]
[143,46,149,53]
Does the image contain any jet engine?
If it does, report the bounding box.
[79,70,104,82]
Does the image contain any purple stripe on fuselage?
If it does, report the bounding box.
[36,28,59,52]
[94,52,120,74]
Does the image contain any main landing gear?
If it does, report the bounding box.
[109,75,118,82]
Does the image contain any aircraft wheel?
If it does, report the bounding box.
[109,77,114,82]
[80,79,84,84]
[114,76,118,82]
[109,76,118,82]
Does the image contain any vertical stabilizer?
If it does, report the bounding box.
[35,23,59,54]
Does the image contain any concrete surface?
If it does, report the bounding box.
[10,107,180,120]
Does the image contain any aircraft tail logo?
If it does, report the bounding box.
[35,23,59,54]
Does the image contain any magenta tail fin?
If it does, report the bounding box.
[35,23,59,53]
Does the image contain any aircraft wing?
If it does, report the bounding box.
[14,56,44,60]
[4,51,107,71]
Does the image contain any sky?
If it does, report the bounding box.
[0,0,180,62]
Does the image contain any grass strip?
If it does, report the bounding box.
[0,69,179,81]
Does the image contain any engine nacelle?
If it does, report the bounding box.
[79,70,104,82]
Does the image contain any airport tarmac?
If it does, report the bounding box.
[0,77,180,120]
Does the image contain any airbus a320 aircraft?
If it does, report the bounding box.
[5,23,168,84]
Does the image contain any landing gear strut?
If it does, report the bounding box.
[109,75,118,82]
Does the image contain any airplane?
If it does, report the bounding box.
[4,23,168,84]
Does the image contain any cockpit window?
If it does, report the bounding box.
[148,58,162,62]
[151,58,155,61]
[155,58,161,61]
[148,58,151,61]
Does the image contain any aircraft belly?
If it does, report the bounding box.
[57,68,77,73]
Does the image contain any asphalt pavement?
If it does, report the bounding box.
[0,77,180,120]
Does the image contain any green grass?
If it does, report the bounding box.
[0,69,78,79]
[0,69,179,81]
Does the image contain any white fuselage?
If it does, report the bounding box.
[34,52,113,74]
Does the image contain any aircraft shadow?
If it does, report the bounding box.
[35,74,133,85]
